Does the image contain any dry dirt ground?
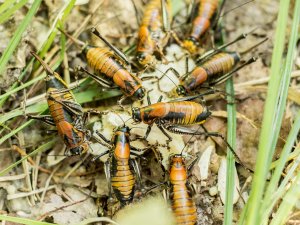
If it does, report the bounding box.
[0,0,299,225]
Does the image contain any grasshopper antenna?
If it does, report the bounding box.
[30,51,54,76]
[57,27,86,49]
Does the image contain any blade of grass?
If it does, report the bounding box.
[219,0,236,222]
[0,0,42,76]
[0,73,46,101]
[269,171,300,225]
[261,0,300,221]
[262,111,300,220]
[37,0,76,61]
[0,215,57,225]
[0,0,85,108]
[0,0,28,24]
[270,147,300,170]
[224,77,236,225]
[0,57,63,104]
[0,59,34,107]
[241,0,293,224]
[0,0,17,14]
[264,3,300,169]
[263,152,300,223]
[0,120,34,146]
[0,139,55,176]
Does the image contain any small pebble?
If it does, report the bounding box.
[209,186,218,196]
[6,185,16,194]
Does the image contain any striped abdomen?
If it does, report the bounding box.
[139,101,211,125]
[169,156,197,225]
[47,91,74,125]
[46,75,86,152]
[180,52,240,92]
[46,72,79,124]
[182,0,218,53]
[86,48,143,97]
[136,0,171,66]
[190,0,219,39]
[110,129,135,205]
[170,183,197,225]
[111,157,135,205]
[140,0,163,32]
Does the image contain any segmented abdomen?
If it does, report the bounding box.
[87,48,121,78]
[190,0,219,39]
[86,48,142,96]
[181,52,239,92]
[140,101,208,125]
[137,0,169,57]
[47,89,74,124]
[202,52,238,77]
[111,156,135,205]
[170,182,197,225]
[141,0,164,31]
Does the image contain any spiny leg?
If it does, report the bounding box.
[164,125,252,172]
[76,66,112,88]
[168,89,215,102]
[210,57,258,86]
[187,155,200,172]
[91,28,130,66]
[130,158,144,194]
[27,115,56,126]
[144,124,153,140]
[104,160,114,203]
[157,123,172,144]
[144,181,167,195]
[196,32,249,64]
[130,151,147,161]
[46,95,83,116]
[91,149,110,162]
[94,130,112,149]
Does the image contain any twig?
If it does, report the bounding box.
[12,145,52,174]
[0,174,26,181]
[36,190,91,221]
[7,185,56,200]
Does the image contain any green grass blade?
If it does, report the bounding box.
[220,2,236,222]
[0,73,46,101]
[223,77,236,225]
[0,215,57,225]
[261,0,300,220]
[0,120,34,145]
[263,151,300,224]
[0,0,17,14]
[0,59,33,107]
[262,111,300,217]
[241,0,295,223]
[0,0,28,24]
[0,0,42,76]
[37,0,76,59]
[0,0,76,108]
[0,58,63,105]
[269,171,300,225]
[0,139,55,176]
[270,147,300,170]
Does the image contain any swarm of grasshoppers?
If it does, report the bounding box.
[14,0,268,224]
